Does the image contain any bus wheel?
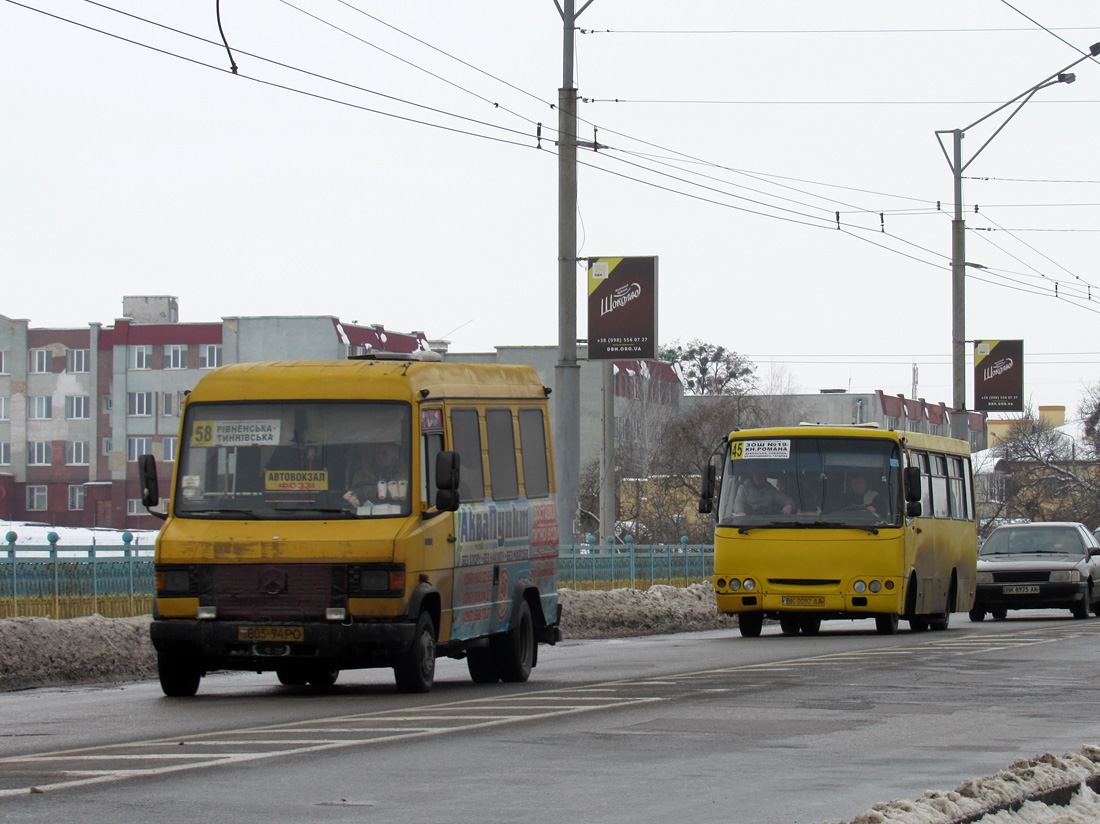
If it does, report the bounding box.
[798,617,821,635]
[738,613,764,638]
[779,616,801,636]
[496,600,535,683]
[394,611,436,694]
[276,668,308,686]
[929,583,955,631]
[968,608,986,622]
[466,647,501,684]
[158,654,201,697]
[307,667,339,688]
[908,618,929,632]
[875,615,899,635]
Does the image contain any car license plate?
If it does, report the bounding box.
[782,596,825,606]
[237,625,305,643]
[1002,585,1039,595]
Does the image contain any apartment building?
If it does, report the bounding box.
[0,297,427,529]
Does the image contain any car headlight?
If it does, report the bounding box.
[1050,569,1082,583]
[976,572,994,584]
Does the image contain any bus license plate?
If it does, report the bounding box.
[1002,585,1039,595]
[238,626,305,643]
[782,596,825,607]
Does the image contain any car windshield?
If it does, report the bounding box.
[981,526,1085,557]
[716,436,901,529]
[175,401,412,520]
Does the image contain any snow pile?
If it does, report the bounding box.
[837,748,1100,824]
[559,581,737,638]
[0,614,157,692]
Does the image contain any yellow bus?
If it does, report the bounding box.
[699,424,977,637]
[139,355,561,695]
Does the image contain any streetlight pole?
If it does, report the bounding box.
[936,42,1100,443]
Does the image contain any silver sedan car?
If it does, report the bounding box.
[970,522,1100,621]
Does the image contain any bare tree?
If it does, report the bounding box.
[663,340,756,396]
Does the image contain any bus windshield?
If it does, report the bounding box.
[717,436,902,529]
[175,401,412,520]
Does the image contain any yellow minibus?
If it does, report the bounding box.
[699,424,977,637]
[139,355,561,695]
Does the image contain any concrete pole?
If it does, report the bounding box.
[599,361,615,544]
[555,0,580,546]
[950,129,968,443]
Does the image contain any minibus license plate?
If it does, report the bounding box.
[238,626,305,643]
[1002,585,1039,595]
[782,596,825,607]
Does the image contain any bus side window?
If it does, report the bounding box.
[421,432,443,504]
[914,452,933,516]
[931,454,950,519]
[450,408,485,502]
[486,408,519,501]
[948,456,967,520]
[518,408,550,498]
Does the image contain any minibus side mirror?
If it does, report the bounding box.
[435,451,460,512]
[698,464,716,514]
[138,454,168,521]
[906,501,923,518]
[904,466,922,502]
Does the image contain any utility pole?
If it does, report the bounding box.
[554,0,594,547]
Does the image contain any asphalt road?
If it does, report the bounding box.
[2,612,1100,824]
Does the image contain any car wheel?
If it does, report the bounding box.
[991,609,1008,621]
[1071,601,1089,620]
[738,612,764,638]
[968,608,986,622]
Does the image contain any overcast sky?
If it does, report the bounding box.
[3,1,1099,417]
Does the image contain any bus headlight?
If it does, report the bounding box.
[853,580,867,593]
[869,580,882,593]
[743,578,756,592]
[728,579,742,591]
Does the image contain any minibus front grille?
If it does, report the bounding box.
[212,563,339,621]
[768,579,841,587]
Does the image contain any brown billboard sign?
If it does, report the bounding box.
[586,256,658,360]
[974,339,1024,412]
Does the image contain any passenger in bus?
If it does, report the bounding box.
[839,473,880,513]
[733,472,794,516]
[343,442,409,507]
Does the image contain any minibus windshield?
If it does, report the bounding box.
[716,436,901,529]
[175,401,412,520]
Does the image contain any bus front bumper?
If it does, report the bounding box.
[150,618,417,672]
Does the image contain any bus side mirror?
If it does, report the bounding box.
[139,454,168,521]
[139,454,159,507]
[698,464,716,514]
[435,451,460,512]
[906,501,922,518]
[904,466,922,502]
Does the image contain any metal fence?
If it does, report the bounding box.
[0,535,713,619]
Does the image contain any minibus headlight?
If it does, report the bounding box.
[853,580,867,593]
[869,580,882,593]
[348,565,406,595]
[196,606,217,620]
[1051,570,1081,583]
[743,578,756,592]
[728,579,741,591]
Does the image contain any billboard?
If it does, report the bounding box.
[586,256,658,360]
[974,339,1024,412]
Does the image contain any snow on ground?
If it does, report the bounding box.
[1,583,1099,823]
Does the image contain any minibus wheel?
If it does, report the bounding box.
[276,668,308,686]
[158,654,201,698]
[798,616,821,635]
[467,647,502,683]
[875,614,899,635]
[779,616,801,635]
[394,611,436,694]
[307,667,339,688]
[496,600,534,683]
[738,612,763,638]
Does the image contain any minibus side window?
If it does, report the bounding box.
[931,454,950,519]
[948,456,967,520]
[422,432,443,504]
[914,452,933,515]
[518,408,549,498]
[450,408,485,502]
[486,408,519,501]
